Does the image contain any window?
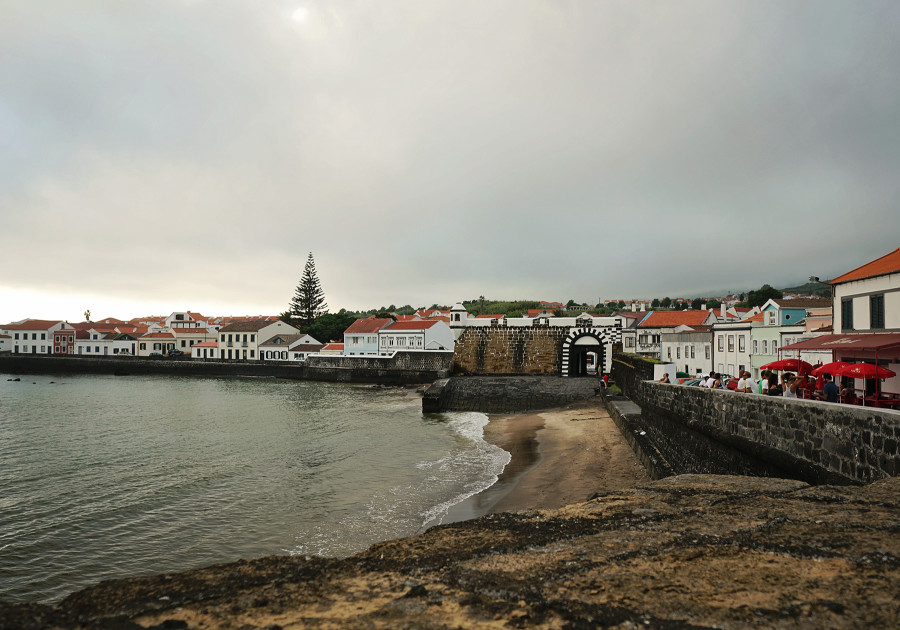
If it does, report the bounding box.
[728,335,734,352]
[767,311,776,325]
[140,343,146,350]
[763,340,768,353]
[738,336,745,352]
[676,347,680,359]
[14,333,18,340]
[753,339,758,353]
[691,346,695,359]
[705,346,710,359]
[251,334,255,342]
[772,341,778,353]
[625,337,634,348]
[667,348,672,359]
[717,335,724,351]
[841,298,853,330]
[870,294,885,329]
[41,333,46,340]
[221,334,226,342]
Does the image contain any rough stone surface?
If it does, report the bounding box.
[3,474,898,629]
[423,376,601,413]
[452,327,568,375]
[612,352,900,485]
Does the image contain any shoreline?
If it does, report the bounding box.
[443,398,650,523]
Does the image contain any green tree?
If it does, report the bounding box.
[706,298,721,310]
[746,284,783,308]
[651,298,661,308]
[661,297,672,308]
[290,253,328,328]
[305,311,358,344]
[691,298,703,310]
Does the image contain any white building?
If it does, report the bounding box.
[2,320,66,354]
[711,318,756,377]
[343,317,393,355]
[378,320,455,354]
[259,333,322,361]
[660,326,713,376]
[218,320,299,361]
[191,341,219,360]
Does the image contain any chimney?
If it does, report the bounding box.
[701,304,707,311]
[721,304,726,318]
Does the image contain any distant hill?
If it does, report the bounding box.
[779,281,831,298]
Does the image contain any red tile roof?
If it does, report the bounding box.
[475,314,506,319]
[193,342,218,347]
[344,317,394,334]
[142,332,176,339]
[384,320,440,330]
[745,312,765,322]
[322,343,344,351]
[638,311,714,328]
[830,247,900,284]
[3,319,64,330]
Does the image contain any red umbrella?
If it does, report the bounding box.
[811,361,851,377]
[760,358,815,375]
[838,363,896,379]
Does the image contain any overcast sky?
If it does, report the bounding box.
[2,0,898,323]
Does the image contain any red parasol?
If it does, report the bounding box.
[760,358,815,375]
[811,361,851,377]
[838,363,896,379]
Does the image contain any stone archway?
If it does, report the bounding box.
[560,327,621,377]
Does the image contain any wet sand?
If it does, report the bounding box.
[444,399,649,522]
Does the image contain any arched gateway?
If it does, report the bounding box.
[561,326,621,377]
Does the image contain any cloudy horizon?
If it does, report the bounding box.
[2,1,898,323]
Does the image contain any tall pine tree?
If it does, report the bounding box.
[290,253,328,328]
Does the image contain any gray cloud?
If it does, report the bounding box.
[2,0,898,320]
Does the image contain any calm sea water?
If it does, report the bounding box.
[0,373,508,604]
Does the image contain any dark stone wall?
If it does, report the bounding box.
[423,376,600,413]
[611,352,900,485]
[0,352,452,386]
[452,327,567,375]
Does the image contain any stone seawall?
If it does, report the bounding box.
[451,327,566,375]
[0,352,452,385]
[422,376,600,413]
[612,352,900,485]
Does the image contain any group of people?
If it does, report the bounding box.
[673,369,843,403]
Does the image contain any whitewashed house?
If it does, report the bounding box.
[343,317,393,355]
[2,320,66,354]
[218,320,299,361]
[191,342,219,359]
[259,333,322,361]
[378,320,454,355]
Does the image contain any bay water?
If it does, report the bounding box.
[0,373,508,603]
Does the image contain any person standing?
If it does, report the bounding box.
[782,373,799,398]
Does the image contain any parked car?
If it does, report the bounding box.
[149,352,164,359]
[167,349,185,358]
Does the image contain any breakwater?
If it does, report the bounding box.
[422,376,600,413]
[0,351,453,385]
[611,352,900,485]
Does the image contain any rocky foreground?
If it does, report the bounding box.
[3,474,898,629]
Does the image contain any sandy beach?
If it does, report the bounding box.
[444,398,649,522]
